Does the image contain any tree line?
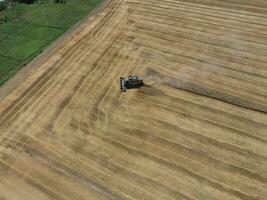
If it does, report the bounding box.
[0,0,66,12]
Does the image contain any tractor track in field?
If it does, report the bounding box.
[0,0,267,199]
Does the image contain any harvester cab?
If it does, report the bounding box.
[120,75,144,92]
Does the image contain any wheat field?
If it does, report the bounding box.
[0,0,267,199]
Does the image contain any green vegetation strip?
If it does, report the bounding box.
[0,0,102,86]
[0,56,22,86]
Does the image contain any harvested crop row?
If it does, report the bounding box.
[0,0,266,199]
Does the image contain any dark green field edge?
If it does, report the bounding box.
[0,0,102,86]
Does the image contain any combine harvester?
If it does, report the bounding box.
[120,75,144,92]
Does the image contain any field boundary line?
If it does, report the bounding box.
[0,0,111,100]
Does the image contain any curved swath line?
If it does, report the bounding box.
[59,96,264,197]
[177,0,267,13]
[0,0,123,131]
[112,111,267,184]
[15,129,194,199]
[116,47,145,105]
[6,134,156,200]
[176,91,267,135]
[2,0,126,148]
[157,66,267,100]
[2,0,121,128]
[69,12,129,137]
[90,128,259,200]
[2,120,266,200]
[134,85,267,137]
[167,79,267,113]
[0,0,123,152]
[63,139,195,200]
[0,33,101,144]
[128,0,267,29]
[80,136,227,200]
[82,36,128,128]
[92,23,146,129]
[92,47,135,129]
[146,0,267,19]
[152,56,267,93]
[65,20,142,147]
[91,136,262,199]
[105,106,267,179]
[44,4,127,132]
[133,32,267,86]
[137,0,267,22]
[128,12,267,48]
[105,120,267,188]
[128,4,267,36]
[3,0,124,138]
[135,87,267,146]
[72,4,128,99]
[4,0,127,146]
[70,117,196,198]
[115,91,267,151]
[1,142,125,200]
[128,31,267,78]
[138,27,267,69]
[133,25,267,69]
[116,113,267,173]
[152,65,267,102]
[73,30,127,137]
[0,30,93,129]
[2,117,260,200]
[135,34,267,79]
[143,107,266,160]
[127,9,266,61]
[0,160,68,200]
[78,136,200,199]
[137,17,267,48]
[94,55,145,129]
[147,46,267,87]
[128,7,267,43]
[1,0,267,199]
[130,15,267,58]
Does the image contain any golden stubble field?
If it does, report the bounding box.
[0,0,267,199]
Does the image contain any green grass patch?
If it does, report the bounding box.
[21,0,100,28]
[0,25,63,60]
[0,32,7,43]
[0,56,22,86]
[0,0,102,86]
